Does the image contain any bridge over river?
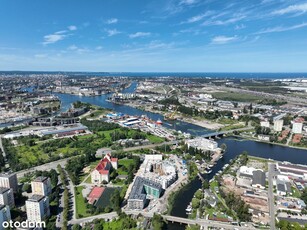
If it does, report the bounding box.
[201,127,253,138]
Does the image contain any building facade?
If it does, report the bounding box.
[0,205,11,230]
[273,119,284,132]
[0,188,14,208]
[26,195,50,222]
[91,154,118,184]
[0,173,18,193]
[31,177,52,196]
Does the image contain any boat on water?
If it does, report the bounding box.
[156,119,163,125]
[186,205,192,214]
[206,170,212,174]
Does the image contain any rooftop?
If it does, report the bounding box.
[28,194,45,202]
[129,176,162,201]
[33,176,48,183]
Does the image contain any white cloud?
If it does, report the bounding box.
[255,22,307,34]
[179,0,198,5]
[129,32,151,38]
[34,54,47,58]
[96,46,103,50]
[43,33,66,45]
[182,11,214,24]
[203,15,246,26]
[272,3,307,15]
[211,35,238,44]
[235,24,246,30]
[106,29,121,37]
[106,18,118,24]
[68,45,78,50]
[68,25,77,31]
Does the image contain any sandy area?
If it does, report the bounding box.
[179,117,225,130]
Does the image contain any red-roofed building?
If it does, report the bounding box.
[91,154,118,184]
[87,187,105,204]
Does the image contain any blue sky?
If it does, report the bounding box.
[1,0,307,72]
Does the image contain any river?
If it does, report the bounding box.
[21,82,307,229]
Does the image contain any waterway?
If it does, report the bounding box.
[16,82,307,229]
[54,82,211,136]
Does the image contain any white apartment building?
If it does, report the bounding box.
[186,137,218,151]
[293,122,303,134]
[0,173,18,193]
[0,205,11,230]
[0,187,14,207]
[273,119,283,132]
[31,177,52,196]
[26,195,50,222]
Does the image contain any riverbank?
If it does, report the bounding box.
[124,102,224,130]
[233,134,307,151]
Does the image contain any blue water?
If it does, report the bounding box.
[2,71,307,79]
[55,82,211,136]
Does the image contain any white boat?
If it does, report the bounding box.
[206,170,212,174]
[186,205,192,214]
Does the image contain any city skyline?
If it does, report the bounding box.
[1,0,307,72]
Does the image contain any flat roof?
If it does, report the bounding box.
[28,194,45,202]
[33,176,48,183]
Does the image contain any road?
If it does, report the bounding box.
[268,163,276,230]
[16,157,71,178]
[70,210,256,229]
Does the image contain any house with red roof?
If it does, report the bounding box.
[91,154,118,184]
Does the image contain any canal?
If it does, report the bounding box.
[22,82,307,229]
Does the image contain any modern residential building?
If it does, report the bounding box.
[31,177,52,196]
[260,121,270,128]
[26,195,50,222]
[273,119,283,132]
[186,137,218,151]
[142,155,177,189]
[0,187,14,207]
[0,173,18,193]
[91,153,118,184]
[127,177,163,210]
[0,205,11,230]
[292,117,304,134]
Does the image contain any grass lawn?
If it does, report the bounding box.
[291,187,301,198]
[117,159,135,175]
[146,134,164,144]
[75,186,90,218]
[212,91,265,102]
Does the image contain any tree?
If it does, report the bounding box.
[22,183,32,193]
[72,224,82,230]
[110,189,121,213]
[152,213,167,230]
[202,179,210,189]
[186,224,200,230]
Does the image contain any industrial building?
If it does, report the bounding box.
[127,177,163,210]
